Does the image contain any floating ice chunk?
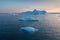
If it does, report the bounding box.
[40,10,47,15]
[18,17,38,22]
[20,27,38,34]
[32,9,39,15]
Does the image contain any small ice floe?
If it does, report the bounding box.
[19,27,39,34]
[18,17,38,22]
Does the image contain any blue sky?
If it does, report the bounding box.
[0,0,60,13]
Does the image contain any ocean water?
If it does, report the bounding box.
[0,13,60,40]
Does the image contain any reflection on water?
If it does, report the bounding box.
[0,13,60,40]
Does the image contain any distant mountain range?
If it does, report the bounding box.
[19,9,47,15]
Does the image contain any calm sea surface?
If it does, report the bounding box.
[0,13,60,40]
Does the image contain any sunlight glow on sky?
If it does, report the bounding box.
[0,0,60,13]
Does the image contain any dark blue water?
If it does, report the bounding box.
[0,13,60,40]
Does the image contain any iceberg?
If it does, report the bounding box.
[32,9,39,15]
[18,17,38,22]
[18,9,47,15]
[40,10,47,15]
[20,27,38,34]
